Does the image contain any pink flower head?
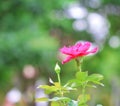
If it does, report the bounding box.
[60,41,98,64]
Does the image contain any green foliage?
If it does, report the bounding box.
[87,74,104,86]
[38,81,76,95]
[68,71,104,88]
[68,100,78,106]
[38,83,61,94]
[37,63,104,106]
[36,97,48,102]
[51,102,61,106]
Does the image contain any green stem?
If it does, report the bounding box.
[57,73,64,97]
[57,73,61,85]
[57,73,66,105]
[82,86,85,102]
[75,58,82,72]
[82,83,87,105]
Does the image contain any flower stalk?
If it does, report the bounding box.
[75,58,82,72]
[76,58,87,105]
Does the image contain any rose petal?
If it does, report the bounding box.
[62,56,74,64]
[60,41,98,64]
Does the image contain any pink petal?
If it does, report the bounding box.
[84,47,98,55]
[75,42,82,48]
[60,41,99,64]
[89,47,98,53]
[78,42,91,52]
[62,56,74,64]
[60,46,72,55]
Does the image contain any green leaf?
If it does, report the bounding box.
[68,100,78,106]
[50,97,72,106]
[64,86,77,91]
[67,72,88,87]
[38,82,63,94]
[51,101,61,106]
[38,85,59,94]
[78,104,88,106]
[68,79,82,87]
[54,82,61,88]
[36,97,48,102]
[92,82,104,86]
[88,74,104,82]
[86,84,97,88]
[38,82,76,95]
[49,97,71,102]
[87,74,104,86]
[76,71,88,81]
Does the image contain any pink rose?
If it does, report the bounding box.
[60,41,98,64]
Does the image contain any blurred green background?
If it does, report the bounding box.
[0,0,120,106]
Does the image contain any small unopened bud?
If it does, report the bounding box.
[55,63,61,74]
